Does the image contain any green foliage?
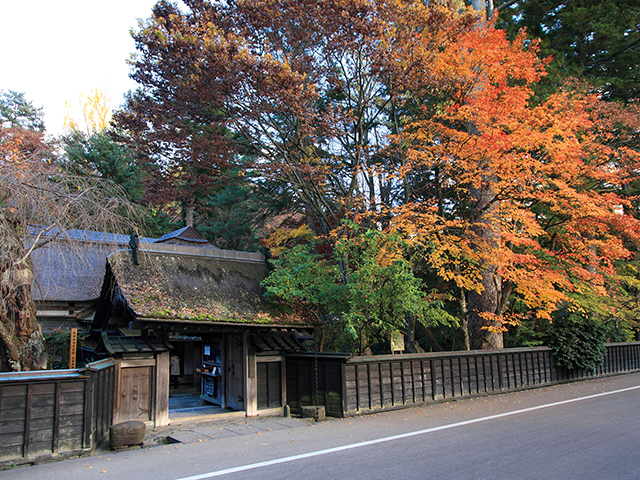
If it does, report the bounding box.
[61,130,144,202]
[263,223,456,354]
[43,329,87,370]
[498,0,640,101]
[0,90,45,132]
[504,318,546,348]
[197,169,291,252]
[544,310,607,371]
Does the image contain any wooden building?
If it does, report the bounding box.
[29,226,218,333]
[27,227,199,333]
[87,240,312,426]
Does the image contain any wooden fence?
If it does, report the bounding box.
[286,342,640,417]
[0,358,117,468]
[286,353,348,417]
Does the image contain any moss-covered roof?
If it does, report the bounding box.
[107,249,306,326]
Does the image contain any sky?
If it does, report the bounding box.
[0,0,161,137]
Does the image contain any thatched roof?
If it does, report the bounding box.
[29,229,153,302]
[29,227,217,302]
[106,248,304,326]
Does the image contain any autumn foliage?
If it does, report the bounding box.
[117,0,640,352]
[396,24,640,346]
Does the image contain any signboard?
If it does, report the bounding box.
[390,331,404,353]
[203,374,217,398]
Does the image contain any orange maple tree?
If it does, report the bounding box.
[395,24,640,349]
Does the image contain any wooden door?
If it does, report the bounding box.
[257,361,282,409]
[225,334,245,411]
[116,366,152,422]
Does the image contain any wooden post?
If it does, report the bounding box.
[155,352,170,427]
[69,328,78,369]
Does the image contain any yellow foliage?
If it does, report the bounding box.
[63,88,113,135]
[264,224,315,258]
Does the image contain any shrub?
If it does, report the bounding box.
[544,310,607,371]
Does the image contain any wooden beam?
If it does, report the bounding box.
[155,351,170,427]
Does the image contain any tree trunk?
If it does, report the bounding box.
[467,172,503,350]
[467,265,503,350]
[0,212,47,371]
[184,205,195,227]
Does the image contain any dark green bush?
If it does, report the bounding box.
[43,329,87,370]
[544,310,607,371]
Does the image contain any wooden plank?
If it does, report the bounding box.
[0,405,25,423]
[1,396,28,410]
[53,382,60,454]
[354,364,361,411]
[24,384,33,458]
[394,362,404,404]
[60,382,85,394]
[378,363,384,408]
[0,444,23,461]
[322,360,329,410]
[461,357,470,396]
[535,352,543,384]
[367,363,373,410]
[156,351,170,427]
[0,431,25,446]
[296,358,303,410]
[0,420,26,435]
[341,361,348,416]
[484,356,493,392]
[442,358,453,398]
[83,375,93,449]
[1,385,27,398]
[412,361,422,402]
[504,355,513,389]
[431,359,440,400]
[467,357,477,395]
[368,366,380,409]
[358,365,369,409]
[57,437,83,451]
[399,361,406,404]
[497,355,505,391]
[408,361,416,403]
[31,383,55,396]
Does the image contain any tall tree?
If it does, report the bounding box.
[396,24,640,348]
[63,88,113,136]
[62,130,145,203]
[0,90,45,132]
[497,0,640,101]
[117,0,639,350]
[0,121,142,371]
[263,222,456,354]
[115,0,477,233]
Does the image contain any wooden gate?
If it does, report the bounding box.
[225,334,245,410]
[257,361,282,410]
[115,364,152,423]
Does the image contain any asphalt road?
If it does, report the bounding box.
[5,373,640,480]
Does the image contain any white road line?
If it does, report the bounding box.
[175,384,640,480]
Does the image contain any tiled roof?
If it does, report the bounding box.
[98,332,172,355]
[156,226,209,244]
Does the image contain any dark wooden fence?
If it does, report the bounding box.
[286,342,640,417]
[286,353,348,417]
[0,358,117,468]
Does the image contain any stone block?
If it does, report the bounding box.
[110,421,146,450]
[301,405,326,422]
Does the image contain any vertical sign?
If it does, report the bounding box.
[69,328,78,369]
